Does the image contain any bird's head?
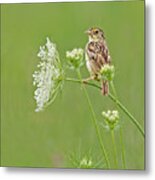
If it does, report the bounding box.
[85,27,105,42]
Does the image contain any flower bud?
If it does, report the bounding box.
[102,110,119,130]
[66,48,84,69]
[100,64,115,81]
[79,157,93,168]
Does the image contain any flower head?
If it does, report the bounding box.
[100,64,115,81]
[33,37,63,112]
[66,48,84,69]
[102,110,119,130]
[79,157,93,169]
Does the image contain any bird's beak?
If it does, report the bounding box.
[85,29,91,35]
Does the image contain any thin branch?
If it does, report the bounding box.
[65,77,145,138]
[75,71,110,168]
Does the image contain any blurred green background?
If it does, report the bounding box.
[1,1,144,169]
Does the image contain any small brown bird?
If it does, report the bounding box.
[85,27,111,95]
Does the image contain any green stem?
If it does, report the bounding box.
[76,70,110,169]
[108,93,144,138]
[111,130,118,168]
[119,126,126,169]
[110,81,117,99]
[65,77,144,138]
[110,81,126,169]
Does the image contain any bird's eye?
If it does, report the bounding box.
[94,30,99,34]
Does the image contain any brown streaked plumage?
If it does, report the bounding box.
[85,27,111,95]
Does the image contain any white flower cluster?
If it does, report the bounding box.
[102,110,119,130]
[79,157,92,168]
[33,37,63,112]
[100,64,115,81]
[66,48,84,69]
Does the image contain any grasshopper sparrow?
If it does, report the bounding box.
[85,27,111,95]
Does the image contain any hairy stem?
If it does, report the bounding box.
[76,70,110,168]
[65,77,144,138]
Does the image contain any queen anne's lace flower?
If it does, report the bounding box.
[33,37,63,112]
[66,48,84,69]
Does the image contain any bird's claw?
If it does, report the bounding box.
[82,79,88,84]
[82,76,94,84]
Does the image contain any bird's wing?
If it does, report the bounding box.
[86,42,97,61]
[97,41,111,66]
[87,41,111,69]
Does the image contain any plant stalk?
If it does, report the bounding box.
[111,129,118,168]
[110,81,126,169]
[76,70,110,169]
[65,77,144,138]
[119,126,126,169]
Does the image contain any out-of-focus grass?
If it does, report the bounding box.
[1,1,144,169]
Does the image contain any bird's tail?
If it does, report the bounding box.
[101,80,109,96]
